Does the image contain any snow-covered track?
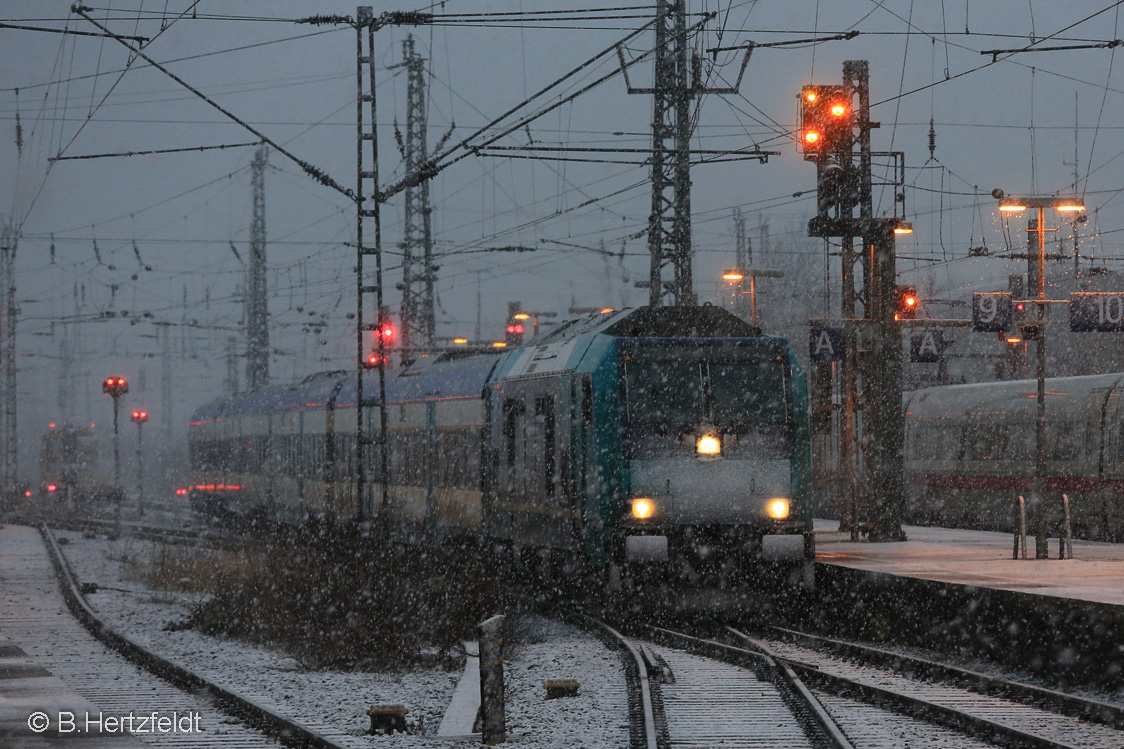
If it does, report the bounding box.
[764,625,1124,730]
[644,626,850,749]
[7,511,207,546]
[23,524,351,748]
[729,626,1124,749]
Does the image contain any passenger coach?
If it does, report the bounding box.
[904,373,1124,539]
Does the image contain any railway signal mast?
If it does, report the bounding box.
[804,61,910,542]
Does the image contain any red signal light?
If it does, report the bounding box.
[363,353,383,369]
[47,484,57,492]
[379,323,395,342]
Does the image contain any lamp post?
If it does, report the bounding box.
[996,194,1085,559]
[721,267,783,326]
[131,409,148,517]
[102,375,128,532]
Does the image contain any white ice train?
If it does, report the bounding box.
[903,372,1124,539]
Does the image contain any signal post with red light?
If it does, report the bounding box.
[131,409,149,516]
[894,285,918,320]
[102,375,128,499]
[364,319,396,369]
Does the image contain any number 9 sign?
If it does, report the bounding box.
[972,292,1012,332]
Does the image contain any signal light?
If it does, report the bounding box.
[363,353,384,369]
[800,84,851,158]
[47,484,57,492]
[894,285,918,320]
[130,410,148,424]
[102,376,128,397]
[378,322,395,343]
[505,321,524,346]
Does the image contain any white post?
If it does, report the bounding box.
[1061,494,1073,560]
[1018,496,1028,560]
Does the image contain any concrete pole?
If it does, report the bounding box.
[135,420,144,517]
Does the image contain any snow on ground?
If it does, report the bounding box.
[59,533,629,748]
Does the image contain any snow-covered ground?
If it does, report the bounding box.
[59,533,629,747]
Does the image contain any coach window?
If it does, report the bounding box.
[1047,421,1081,461]
[503,399,524,467]
[535,396,556,498]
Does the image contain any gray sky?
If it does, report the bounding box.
[2,1,1123,478]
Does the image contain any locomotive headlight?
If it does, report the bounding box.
[696,434,721,457]
[631,497,656,520]
[766,498,790,519]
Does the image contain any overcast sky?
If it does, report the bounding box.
[1,1,1123,476]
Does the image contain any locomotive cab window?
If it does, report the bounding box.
[621,344,788,430]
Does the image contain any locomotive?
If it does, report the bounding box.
[904,372,1124,540]
[188,306,815,595]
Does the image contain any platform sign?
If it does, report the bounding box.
[972,292,1012,332]
[809,328,843,362]
[910,330,943,363]
[1070,292,1124,332]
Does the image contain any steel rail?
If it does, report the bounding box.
[39,524,349,749]
[727,627,1084,749]
[647,626,854,749]
[583,617,662,749]
[765,625,1124,730]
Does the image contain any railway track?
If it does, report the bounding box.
[0,523,350,748]
[593,616,1121,748]
[735,625,1124,749]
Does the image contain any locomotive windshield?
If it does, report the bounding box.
[621,343,789,428]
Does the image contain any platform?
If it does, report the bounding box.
[814,520,1124,608]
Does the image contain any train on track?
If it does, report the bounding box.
[188,306,815,597]
[38,425,115,506]
[904,372,1124,540]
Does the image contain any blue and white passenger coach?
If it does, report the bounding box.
[188,306,814,594]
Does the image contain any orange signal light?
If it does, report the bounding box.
[804,131,821,145]
[830,104,847,116]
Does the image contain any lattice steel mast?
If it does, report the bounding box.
[647,0,695,306]
[0,223,15,496]
[392,35,436,353]
[246,145,270,391]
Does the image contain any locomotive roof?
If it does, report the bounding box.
[905,372,1124,419]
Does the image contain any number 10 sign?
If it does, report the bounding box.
[1071,292,1124,332]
